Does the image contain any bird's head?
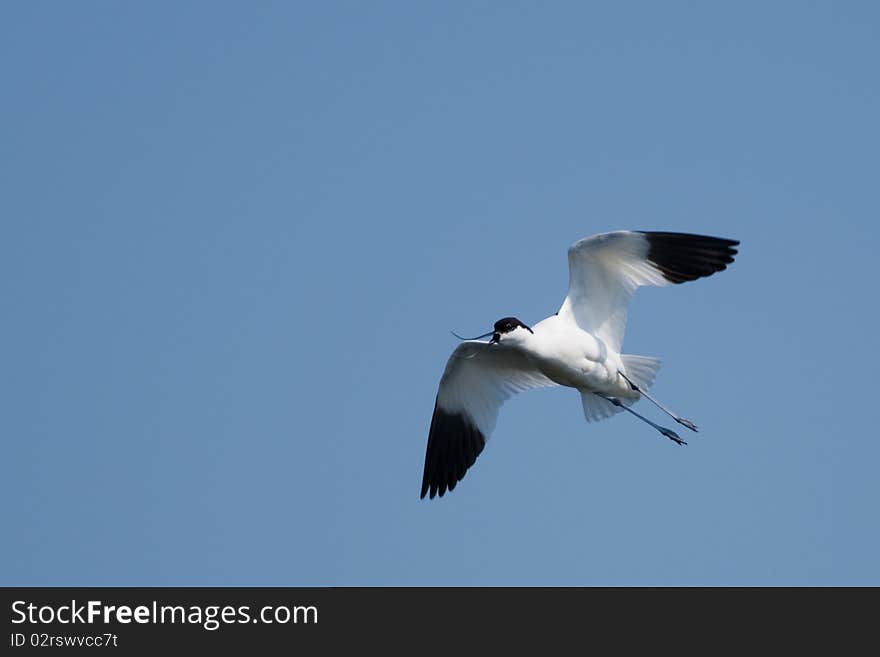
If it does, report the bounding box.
[489,316,534,345]
[451,317,534,345]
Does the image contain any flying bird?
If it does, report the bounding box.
[420,230,739,499]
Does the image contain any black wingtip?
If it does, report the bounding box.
[420,401,486,500]
[639,231,739,285]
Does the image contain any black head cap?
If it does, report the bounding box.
[493,317,533,334]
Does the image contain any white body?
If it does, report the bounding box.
[503,315,629,397]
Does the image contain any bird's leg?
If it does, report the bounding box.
[597,394,687,446]
[617,371,698,432]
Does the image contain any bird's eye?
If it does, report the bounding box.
[506,323,513,330]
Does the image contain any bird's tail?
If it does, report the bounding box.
[580,354,662,423]
[620,354,661,393]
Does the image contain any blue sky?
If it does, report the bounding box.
[2,1,878,585]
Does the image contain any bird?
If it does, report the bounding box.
[420,230,739,499]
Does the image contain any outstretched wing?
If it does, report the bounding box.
[558,231,739,353]
[421,341,557,499]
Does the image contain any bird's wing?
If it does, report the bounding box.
[558,231,739,353]
[421,341,557,499]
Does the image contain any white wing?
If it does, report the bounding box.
[558,231,739,353]
[421,341,557,499]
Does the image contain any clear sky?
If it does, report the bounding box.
[2,1,878,586]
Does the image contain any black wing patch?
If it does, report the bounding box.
[420,400,486,499]
[640,232,739,284]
